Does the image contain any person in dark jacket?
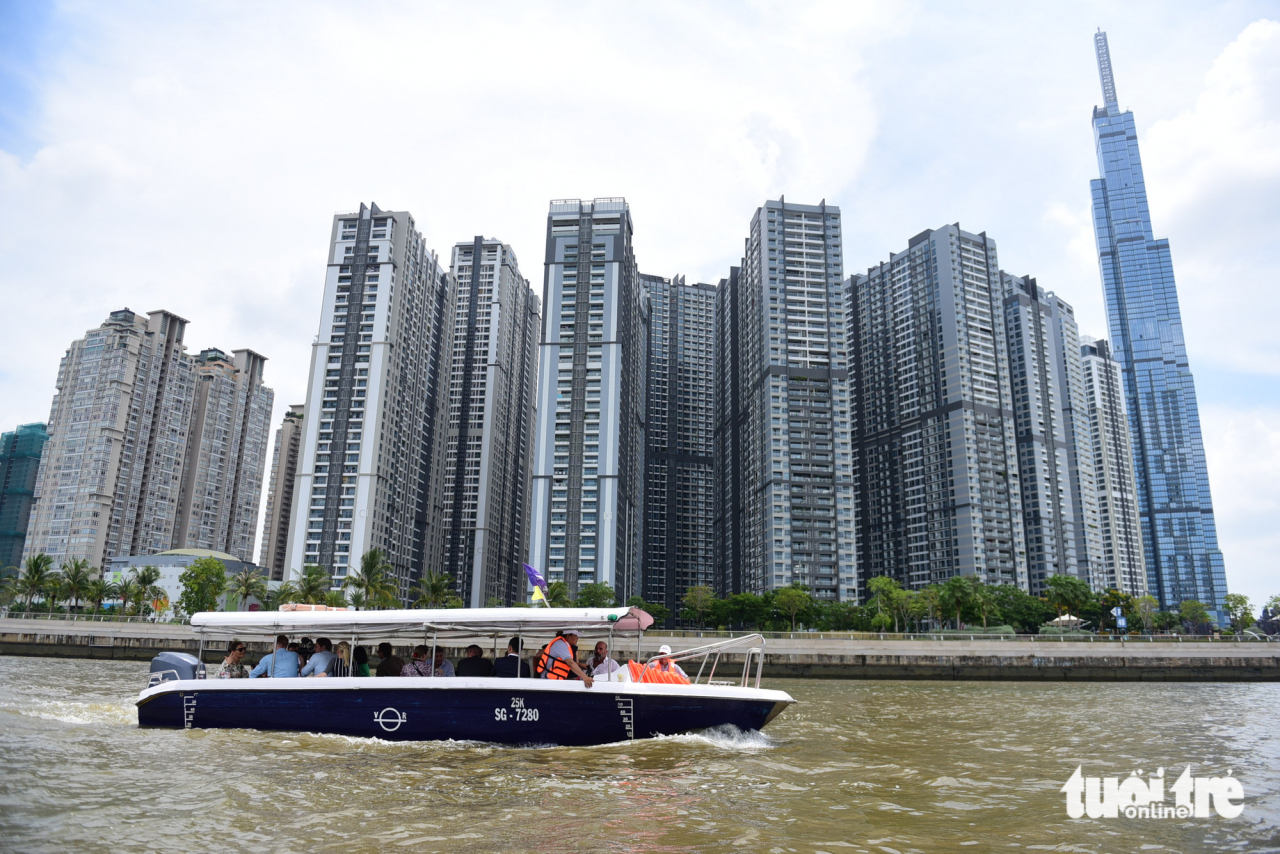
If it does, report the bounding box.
[375,642,405,677]
[492,637,532,678]
[454,644,493,677]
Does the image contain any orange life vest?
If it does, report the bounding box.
[534,636,578,680]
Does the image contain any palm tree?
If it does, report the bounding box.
[60,559,95,617]
[263,581,299,611]
[347,590,369,611]
[115,578,142,616]
[297,565,332,605]
[129,567,165,616]
[411,571,456,609]
[545,580,572,608]
[227,567,268,611]
[19,553,55,613]
[85,578,115,614]
[323,590,349,608]
[44,575,67,615]
[344,548,396,610]
[0,569,17,612]
[939,575,972,629]
[972,584,996,629]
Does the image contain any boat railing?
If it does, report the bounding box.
[642,634,766,689]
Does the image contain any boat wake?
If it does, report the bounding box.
[653,724,777,752]
[0,697,135,727]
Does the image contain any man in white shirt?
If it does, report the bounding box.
[586,640,621,681]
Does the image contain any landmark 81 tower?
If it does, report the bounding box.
[1089,31,1227,623]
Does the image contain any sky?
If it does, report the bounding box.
[1,0,1276,609]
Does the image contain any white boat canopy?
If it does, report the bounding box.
[189,607,655,640]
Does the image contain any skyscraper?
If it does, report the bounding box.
[1081,337,1148,597]
[259,404,304,580]
[528,199,648,602]
[850,226,1025,593]
[25,309,196,568]
[643,274,717,619]
[715,199,854,601]
[173,348,274,561]
[1090,31,1227,620]
[0,423,48,569]
[439,237,540,607]
[285,203,454,601]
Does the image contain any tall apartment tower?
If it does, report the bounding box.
[1081,337,1148,596]
[439,238,540,607]
[528,199,648,602]
[850,226,1025,593]
[259,404,304,580]
[1001,273,1098,594]
[1090,32,1227,621]
[25,309,196,568]
[285,203,454,601]
[0,423,48,569]
[172,348,274,560]
[714,199,854,601]
[643,274,716,618]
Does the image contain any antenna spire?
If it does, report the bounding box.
[1094,29,1118,107]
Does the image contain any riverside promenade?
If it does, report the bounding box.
[2,616,1277,681]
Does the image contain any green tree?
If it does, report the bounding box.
[1267,594,1280,612]
[575,582,618,608]
[773,584,812,631]
[972,583,997,629]
[344,548,397,609]
[1134,594,1159,634]
[1098,588,1135,633]
[916,586,942,629]
[263,581,299,611]
[625,595,670,627]
[939,575,973,628]
[819,600,866,632]
[867,575,901,630]
[717,592,769,630]
[681,584,717,628]
[542,580,572,607]
[1152,610,1180,633]
[19,553,55,613]
[132,566,165,615]
[1223,593,1254,633]
[115,577,141,615]
[324,590,349,608]
[1045,574,1092,619]
[297,564,332,605]
[228,566,268,611]
[411,571,457,609]
[1,568,20,610]
[60,559,95,616]
[44,575,66,614]
[1178,600,1212,633]
[177,556,228,616]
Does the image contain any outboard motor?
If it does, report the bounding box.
[148,651,206,687]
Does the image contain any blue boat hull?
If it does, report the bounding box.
[136,682,789,745]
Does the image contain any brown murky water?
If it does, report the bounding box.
[0,656,1276,853]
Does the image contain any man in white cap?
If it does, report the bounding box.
[653,644,688,679]
[534,628,594,687]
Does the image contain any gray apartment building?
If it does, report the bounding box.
[439,238,540,607]
[643,274,716,618]
[259,403,304,580]
[528,198,648,602]
[1081,337,1148,596]
[850,225,1026,593]
[715,199,854,601]
[284,202,454,601]
[172,348,274,561]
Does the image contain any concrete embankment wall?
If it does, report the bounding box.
[3,618,1277,681]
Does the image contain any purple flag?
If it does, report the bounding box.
[523,563,548,593]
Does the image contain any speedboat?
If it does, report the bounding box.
[135,606,794,746]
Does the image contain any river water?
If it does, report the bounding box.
[0,657,1276,854]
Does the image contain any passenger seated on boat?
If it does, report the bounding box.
[214,640,248,679]
[352,645,371,677]
[301,637,335,677]
[454,645,492,677]
[492,637,532,678]
[587,640,621,681]
[534,629,593,688]
[401,645,455,677]
[322,641,353,677]
[374,642,404,677]
[653,644,688,679]
[249,635,301,678]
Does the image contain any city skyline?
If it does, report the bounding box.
[1,7,1275,606]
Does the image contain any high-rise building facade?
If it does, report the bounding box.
[259,404,304,580]
[285,203,454,601]
[25,309,196,569]
[439,238,540,607]
[173,348,274,561]
[1081,337,1148,596]
[850,226,1025,593]
[1001,273,1085,594]
[1090,31,1227,620]
[643,274,716,618]
[0,423,48,569]
[528,199,648,602]
[715,199,854,601]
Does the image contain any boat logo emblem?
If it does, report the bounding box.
[374,707,407,732]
